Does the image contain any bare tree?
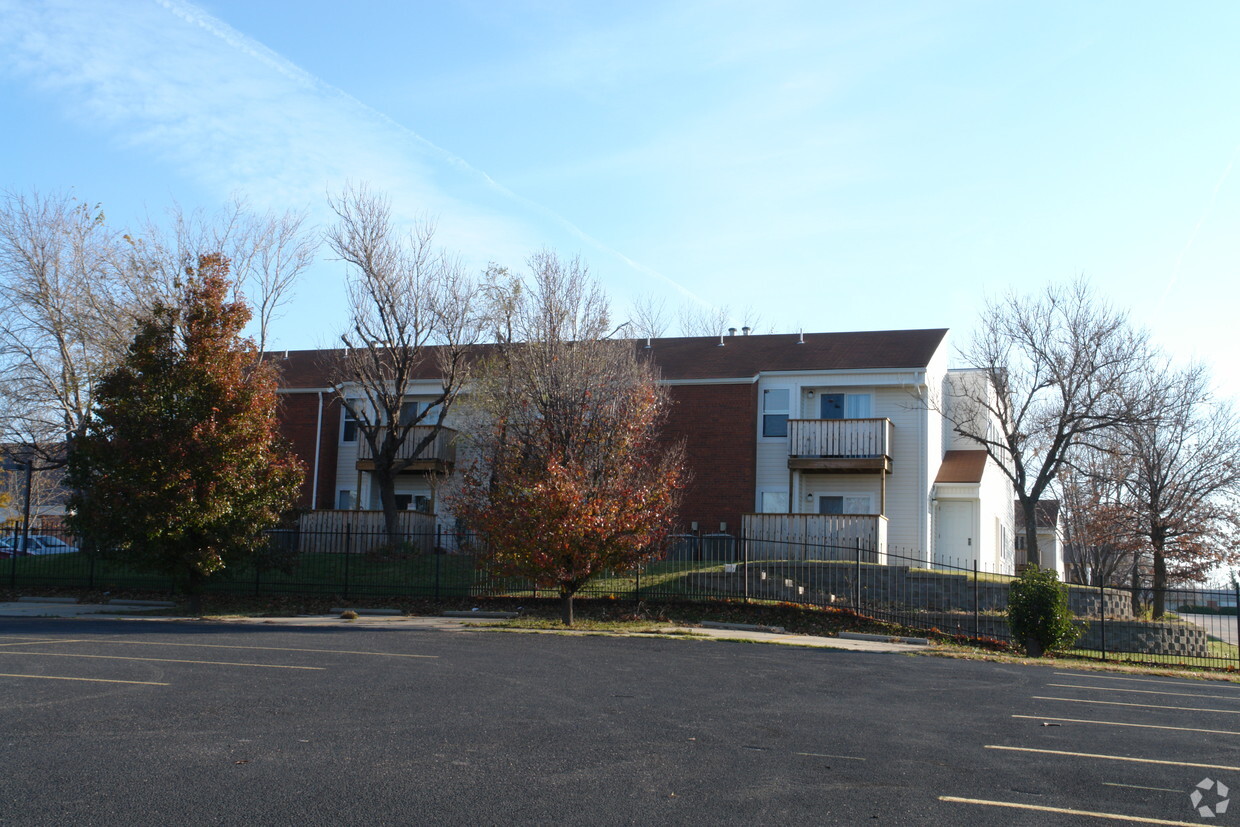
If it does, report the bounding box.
[132,197,317,357]
[1056,457,1140,586]
[0,190,153,470]
[326,184,483,541]
[678,302,732,337]
[1108,363,1240,614]
[627,294,670,339]
[454,250,685,625]
[946,280,1152,567]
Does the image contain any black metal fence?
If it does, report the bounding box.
[5,521,1238,670]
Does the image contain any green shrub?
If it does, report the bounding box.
[1008,565,1080,656]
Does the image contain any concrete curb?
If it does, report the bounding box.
[700,620,787,634]
[330,608,403,616]
[18,596,77,604]
[443,610,520,619]
[108,599,176,607]
[840,631,930,646]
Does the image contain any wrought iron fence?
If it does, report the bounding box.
[5,520,1238,670]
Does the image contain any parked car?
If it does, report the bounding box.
[0,534,78,555]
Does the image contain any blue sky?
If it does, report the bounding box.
[2,1,1238,398]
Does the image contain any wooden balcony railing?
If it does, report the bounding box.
[741,513,888,564]
[356,426,457,471]
[787,418,893,472]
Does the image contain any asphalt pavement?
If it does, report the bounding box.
[3,614,1238,825]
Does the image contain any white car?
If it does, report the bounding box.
[0,534,78,555]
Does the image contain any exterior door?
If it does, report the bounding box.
[936,500,975,564]
[820,394,845,419]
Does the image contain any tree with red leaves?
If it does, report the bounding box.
[452,252,685,625]
[68,254,303,612]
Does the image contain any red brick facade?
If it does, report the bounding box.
[276,390,341,511]
[663,382,757,533]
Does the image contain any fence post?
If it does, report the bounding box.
[343,521,352,600]
[742,534,750,602]
[973,559,979,639]
[9,521,17,588]
[1099,583,1106,663]
[1235,583,1239,671]
[854,538,862,610]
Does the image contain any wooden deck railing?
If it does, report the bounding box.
[741,513,888,564]
[788,418,893,458]
[356,426,458,465]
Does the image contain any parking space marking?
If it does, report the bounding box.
[77,639,438,659]
[985,745,1240,772]
[1054,672,1240,690]
[1033,695,1240,715]
[0,672,170,686]
[939,795,1201,825]
[0,651,325,670]
[1101,783,1182,793]
[1013,714,1240,735]
[1048,683,1240,701]
[0,639,86,647]
[794,752,866,761]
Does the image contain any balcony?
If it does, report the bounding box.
[787,418,893,473]
[742,513,887,564]
[356,426,458,474]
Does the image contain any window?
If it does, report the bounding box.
[819,392,872,419]
[399,401,420,427]
[818,495,872,515]
[761,491,789,514]
[762,388,790,437]
[336,489,356,510]
[341,398,360,442]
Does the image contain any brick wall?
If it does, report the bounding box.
[663,383,757,534]
[276,391,340,510]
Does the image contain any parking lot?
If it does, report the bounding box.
[2,617,1239,825]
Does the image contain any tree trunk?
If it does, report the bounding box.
[1021,505,1041,568]
[1151,538,1168,619]
[561,590,574,627]
[375,457,401,548]
[186,568,205,616]
[1130,559,1142,617]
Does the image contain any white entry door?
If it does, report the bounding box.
[936,501,975,565]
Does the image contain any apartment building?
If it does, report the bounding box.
[274,328,1017,573]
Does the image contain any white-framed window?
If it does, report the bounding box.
[816,494,873,515]
[340,398,361,442]
[760,491,789,514]
[762,388,791,438]
[817,391,873,419]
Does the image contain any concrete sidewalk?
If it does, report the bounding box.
[0,600,929,654]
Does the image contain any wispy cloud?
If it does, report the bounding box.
[0,0,702,303]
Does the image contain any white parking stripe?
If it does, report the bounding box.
[1013,714,1240,735]
[1048,683,1240,701]
[985,745,1240,772]
[1054,672,1240,690]
[1034,695,1240,715]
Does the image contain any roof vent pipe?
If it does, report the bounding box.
[728,327,737,337]
[742,326,751,336]
[644,336,651,349]
[797,330,805,344]
[718,334,725,347]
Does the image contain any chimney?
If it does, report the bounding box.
[742,326,751,336]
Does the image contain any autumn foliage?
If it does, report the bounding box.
[68,254,303,603]
[451,252,685,624]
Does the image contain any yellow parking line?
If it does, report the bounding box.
[1013,714,1240,735]
[0,651,324,670]
[1034,695,1240,715]
[939,795,1202,825]
[1048,683,1240,701]
[985,745,1240,771]
[1054,672,1240,690]
[795,752,866,761]
[82,639,437,658]
[1102,783,1182,793]
[0,639,86,647]
[0,672,170,686]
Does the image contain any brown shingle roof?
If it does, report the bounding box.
[935,450,988,484]
[273,328,949,389]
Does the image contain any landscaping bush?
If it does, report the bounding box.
[1008,565,1080,656]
